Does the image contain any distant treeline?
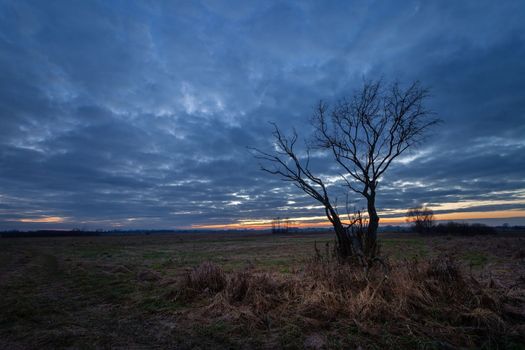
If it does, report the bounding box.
[415,222,525,236]
[0,229,175,238]
[2,224,523,238]
[430,222,496,235]
[0,230,102,238]
[0,228,280,238]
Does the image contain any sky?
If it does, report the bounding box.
[1,0,524,230]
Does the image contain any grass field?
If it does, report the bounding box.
[1,232,524,349]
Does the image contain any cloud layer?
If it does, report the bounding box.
[1,0,524,229]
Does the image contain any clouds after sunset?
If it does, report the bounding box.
[1,1,524,230]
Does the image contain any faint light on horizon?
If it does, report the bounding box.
[16,216,66,223]
[191,208,525,230]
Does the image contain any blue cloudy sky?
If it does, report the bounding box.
[1,0,524,230]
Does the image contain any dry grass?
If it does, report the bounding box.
[174,256,524,348]
[179,261,227,296]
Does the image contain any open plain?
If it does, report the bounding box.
[1,232,524,349]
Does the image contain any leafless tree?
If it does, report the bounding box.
[406,205,435,234]
[313,80,438,256]
[253,126,356,258]
[253,80,439,262]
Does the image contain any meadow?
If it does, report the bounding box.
[1,231,524,349]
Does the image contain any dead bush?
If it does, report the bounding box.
[179,261,226,297]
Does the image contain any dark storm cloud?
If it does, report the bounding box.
[1,0,524,229]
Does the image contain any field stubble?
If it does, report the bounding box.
[0,232,524,349]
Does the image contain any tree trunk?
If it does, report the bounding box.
[327,207,353,260]
[335,224,351,259]
[366,192,379,258]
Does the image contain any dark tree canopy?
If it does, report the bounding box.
[406,205,435,234]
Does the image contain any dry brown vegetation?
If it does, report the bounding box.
[171,255,524,349]
[0,232,524,349]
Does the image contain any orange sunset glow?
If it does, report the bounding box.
[15,216,66,224]
[193,209,525,230]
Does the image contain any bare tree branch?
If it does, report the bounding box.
[252,79,440,262]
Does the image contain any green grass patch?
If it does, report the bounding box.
[142,250,170,259]
[135,295,184,312]
[69,269,136,302]
[382,238,429,259]
[279,323,304,349]
[189,321,239,348]
[462,251,489,267]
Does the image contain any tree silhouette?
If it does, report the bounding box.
[254,80,439,263]
[406,205,435,233]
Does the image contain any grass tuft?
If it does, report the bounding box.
[179,261,227,298]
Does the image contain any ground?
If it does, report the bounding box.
[0,232,524,349]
